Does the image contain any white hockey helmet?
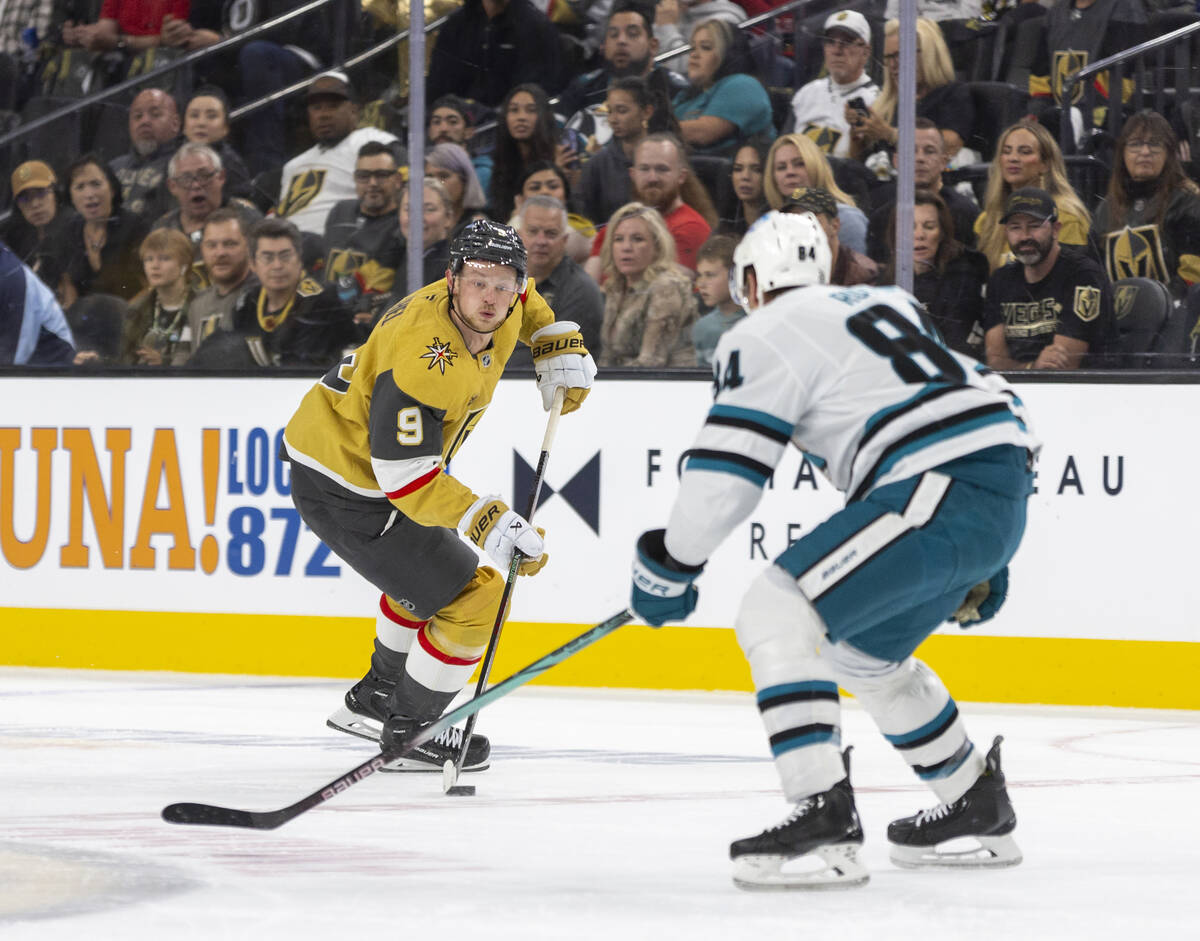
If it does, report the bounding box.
[731,211,832,309]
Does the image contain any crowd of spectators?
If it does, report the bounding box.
[4,0,1200,371]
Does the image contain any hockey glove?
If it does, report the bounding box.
[460,495,548,576]
[631,529,705,628]
[949,566,1009,627]
[530,320,596,415]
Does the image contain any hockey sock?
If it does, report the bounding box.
[385,621,482,722]
[374,593,428,660]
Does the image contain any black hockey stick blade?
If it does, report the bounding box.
[161,608,634,829]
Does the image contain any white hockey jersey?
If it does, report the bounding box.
[664,284,1040,567]
[790,76,879,158]
[278,127,399,235]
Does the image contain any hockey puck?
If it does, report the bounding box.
[446,784,476,796]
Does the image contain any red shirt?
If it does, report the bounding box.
[590,202,713,271]
[99,0,190,36]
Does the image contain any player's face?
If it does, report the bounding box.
[630,140,684,210]
[184,96,229,144]
[773,143,809,193]
[605,89,647,142]
[252,236,303,294]
[695,258,732,307]
[200,218,249,287]
[912,129,946,186]
[731,145,764,203]
[142,249,185,289]
[168,153,225,221]
[429,107,469,144]
[69,163,113,221]
[505,92,539,142]
[604,12,654,76]
[912,203,942,268]
[129,89,180,156]
[522,169,566,203]
[400,187,452,245]
[822,29,869,85]
[308,96,358,144]
[1124,132,1168,181]
[449,261,520,338]
[686,26,722,89]
[520,205,568,275]
[1004,214,1055,266]
[354,154,399,214]
[999,129,1046,188]
[611,216,657,279]
[16,186,56,228]
[426,162,465,208]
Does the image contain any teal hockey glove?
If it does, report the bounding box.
[631,529,705,627]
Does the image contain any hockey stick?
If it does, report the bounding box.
[161,607,634,830]
[445,384,567,796]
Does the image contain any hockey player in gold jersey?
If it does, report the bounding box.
[283,220,596,771]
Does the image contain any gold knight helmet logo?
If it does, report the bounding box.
[1053,50,1089,106]
[278,169,328,217]
[1073,285,1101,323]
[1105,224,1167,284]
[1114,283,1139,320]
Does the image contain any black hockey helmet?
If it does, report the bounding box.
[449,219,528,282]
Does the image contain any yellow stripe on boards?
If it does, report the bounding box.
[1,608,1197,710]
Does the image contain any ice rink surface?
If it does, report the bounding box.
[2,667,1198,941]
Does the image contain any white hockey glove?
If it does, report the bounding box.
[460,495,548,576]
[530,320,596,415]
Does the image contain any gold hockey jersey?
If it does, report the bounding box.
[283,278,554,528]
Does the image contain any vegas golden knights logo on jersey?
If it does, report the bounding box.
[1114,283,1139,320]
[1053,50,1088,106]
[279,169,328,217]
[325,247,368,281]
[1073,285,1101,322]
[802,125,843,154]
[1105,224,1168,285]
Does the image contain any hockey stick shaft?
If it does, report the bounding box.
[161,608,634,829]
[451,385,566,783]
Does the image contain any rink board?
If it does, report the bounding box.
[1,375,1198,708]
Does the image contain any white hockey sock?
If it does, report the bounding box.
[375,593,426,656]
[390,623,481,721]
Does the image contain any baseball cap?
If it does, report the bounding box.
[1000,187,1058,224]
[782,186,838,219]
[11,160,55,196]
[307,70,356,102]
[824,10,871,45]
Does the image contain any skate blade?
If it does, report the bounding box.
[889,833,1023,870]
[380,756,490,774]
[732,843,870,891]
[326,707,382,744]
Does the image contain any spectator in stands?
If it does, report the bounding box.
[155,143,263,252]
[672,19,773,158]
[511,162,597,264]
[489,84,587,222]
[426,142,490,243]
[64,153,149,302]
[0,1,51,112]
[0,240,74,366]
[428,95,493,193]
[983,187,1113,370]
[717,136,769,236]
[183,87,252,200]
[228,218,355,367]
[974,120,1091,272]
[850,18,974,168]
[764,132,868,253]
[184,208,258,356]
[691,233,745,366]
[4,161,74,268]
[322,141,402,293]
[515,194,605,358]
[396,179,456,293]
[557,1,689,136]
[109,88,182,222]
[61,2,218,54]
[597,201,699,366]
[788,10,879,159]
[426,0,565,106]
[782,186,878,286]
[278,72,401,236]
[1093,110,1200,301]
[867,117,979,263]
[885,188,988,359]
[121,228,197,365]
[654,0,746,71]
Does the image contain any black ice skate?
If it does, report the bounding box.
[729,749,868,890]
[887,735,1022,869]
[325,669,395,744]
[379,715,491,774]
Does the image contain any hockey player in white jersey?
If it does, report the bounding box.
[629,211,1038,889]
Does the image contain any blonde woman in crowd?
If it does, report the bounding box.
[764,133,868,253]
[974,120,1091,271]
[598,202,698,368]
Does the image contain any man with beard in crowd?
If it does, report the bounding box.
[110,88,182,221]
[182,208,258,357]
[428,95,493,192]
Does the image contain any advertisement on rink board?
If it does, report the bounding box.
[2,376,1200,647]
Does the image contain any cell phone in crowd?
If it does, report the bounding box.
[848,96,868,117]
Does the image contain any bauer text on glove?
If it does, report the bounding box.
[530,320,596,415]
[630,529,705,627]
[460,495,548,575]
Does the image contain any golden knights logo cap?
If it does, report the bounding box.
[823,10,871,45]
[11,160,55,195]
[1000,187,1058,225]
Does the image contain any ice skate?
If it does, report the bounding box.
[888,735,1022,869]
[325,669,395,744]
[379,714,490,773]
[729,749,868,890]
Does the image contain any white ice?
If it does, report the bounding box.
[2,667,1198,940]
